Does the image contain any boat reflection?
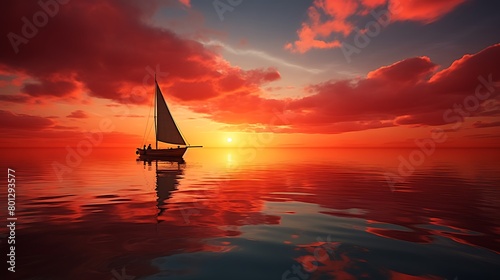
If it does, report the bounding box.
[138,159,185,220]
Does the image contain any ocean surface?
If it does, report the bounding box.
[1,147,499,280]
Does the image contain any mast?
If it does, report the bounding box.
[154,73,158,149]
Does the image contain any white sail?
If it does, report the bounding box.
[156,82,186,145]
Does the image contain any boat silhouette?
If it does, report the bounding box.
[137,77,201,159]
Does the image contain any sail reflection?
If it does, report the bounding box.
[139,159,185,220]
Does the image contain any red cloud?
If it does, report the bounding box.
[360,0,386,9]
[191,92,288,125]
[168,67,280,101]
[0,109,140,147]
[430,43,500,93]
[178,0,191,7]
[285,0,354,53]
[391,0,466,23]
[23,79,77,97]
[0,94,31,103]
[67,110,89,119]
[0,109,55,130]
[286,0,466,53]
[192,44,500,134]
[367,56,437,82]
[0,0,280,104]
[473,121,500,128]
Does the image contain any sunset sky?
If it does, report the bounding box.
[1,0,499,148]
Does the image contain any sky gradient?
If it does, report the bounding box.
[1,0,499,148]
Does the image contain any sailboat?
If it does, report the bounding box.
[136,78,201,159]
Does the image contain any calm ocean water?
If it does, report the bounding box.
[1,147,499,280]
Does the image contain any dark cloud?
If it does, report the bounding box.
[0,0,281,104]
[67,110,89,118]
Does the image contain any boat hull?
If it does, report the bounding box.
[137,147,187,159]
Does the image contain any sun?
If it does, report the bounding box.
[226,137,233,143]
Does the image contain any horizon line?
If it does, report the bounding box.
[1,146,500,149]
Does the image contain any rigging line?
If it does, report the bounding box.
[178,123,190,146]
[141,88,155,146]
[145,119,155,146]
